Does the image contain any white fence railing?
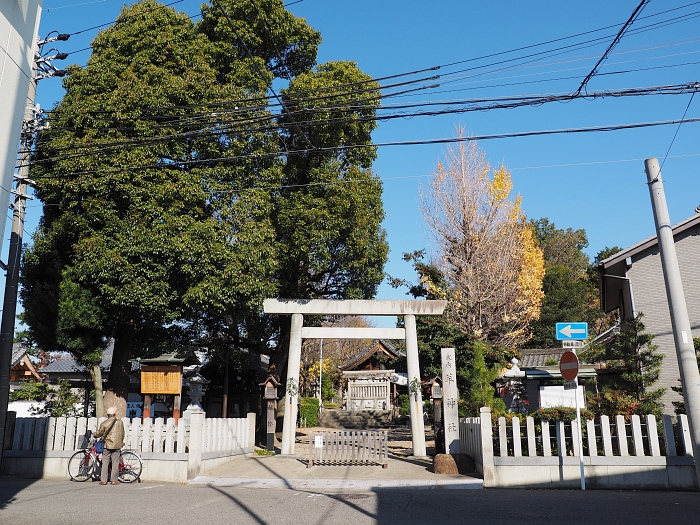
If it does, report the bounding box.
[4,413,255,482]
[459,408,696,489]
[474,413,691,458]
[8,415,251,454]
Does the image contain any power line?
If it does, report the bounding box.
[25,115,700,181]
[510,152,700,171]
[69,0,185,35]
[661,91,696,168]
[575,0,650,95]
[57,2,700,112]
[27,82,700,164]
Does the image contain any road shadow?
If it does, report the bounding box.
[0,477,38,510]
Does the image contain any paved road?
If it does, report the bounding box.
[1,478,699,525]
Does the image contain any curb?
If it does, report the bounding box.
[191,475,484,491]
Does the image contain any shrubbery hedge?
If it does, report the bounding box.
[299,397,320,427]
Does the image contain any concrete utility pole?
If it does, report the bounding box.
[0,30,68,472]
[0,72,35,473]
[644,158,700,486]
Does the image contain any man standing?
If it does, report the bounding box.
[94,406,125,485]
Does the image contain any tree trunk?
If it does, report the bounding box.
[268,317,291,385]
[104,334,133,418]
[89,364,104,418]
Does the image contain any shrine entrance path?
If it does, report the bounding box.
[192,427,481,491]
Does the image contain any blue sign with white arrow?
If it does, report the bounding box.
[556,322,588,341]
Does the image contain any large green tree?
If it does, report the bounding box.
[268,61,388,375]
[526,218,618,348]
[22,0,387,413]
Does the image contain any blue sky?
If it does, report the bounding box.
[8,0,700,329]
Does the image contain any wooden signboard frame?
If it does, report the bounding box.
[140,365,182,395]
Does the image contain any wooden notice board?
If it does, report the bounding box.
[140,366,182,395]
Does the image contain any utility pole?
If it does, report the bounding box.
[0,31,68,472]
[644,158,700,487]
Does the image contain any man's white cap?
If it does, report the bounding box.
[106,406,117,415]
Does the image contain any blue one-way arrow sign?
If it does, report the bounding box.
[556,322,588,341]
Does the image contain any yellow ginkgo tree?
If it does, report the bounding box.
[420,131,544,348]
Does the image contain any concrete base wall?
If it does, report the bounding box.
[2,447,254,483]
[201,447,254,473]
[492,456,697,490]
[2,450,73,479]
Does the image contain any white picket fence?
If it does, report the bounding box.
[459,407,696,489]
[9,415,251,454]
[3,412,255,482]
[484,413,690,458]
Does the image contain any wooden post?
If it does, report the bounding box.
[222,350,229,418]
[173,394,181,423]
[143,394,152,421]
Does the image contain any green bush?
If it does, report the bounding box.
[11,379,82,417]
[298,397,319,427]
[10,379,49,402]
[398,394,410,416]
[530,406,594,422]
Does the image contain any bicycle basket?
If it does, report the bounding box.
[94,439,105,454]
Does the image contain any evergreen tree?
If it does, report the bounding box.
[526,218,620,348]
[671,337,700,415]
[581,314,665,417]
[465,342,504,415]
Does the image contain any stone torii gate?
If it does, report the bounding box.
[263,299,447,457]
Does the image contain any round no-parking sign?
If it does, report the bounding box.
[559,351,579,381]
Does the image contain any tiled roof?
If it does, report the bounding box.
[137,346,201,366]
[11,343,27,368]
[39,339,139,374]
[520,348,594,368]
[339,340,404,371]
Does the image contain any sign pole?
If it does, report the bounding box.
[558,336,586,491]
[574,373,585,490]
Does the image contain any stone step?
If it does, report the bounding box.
[318,409,394,429]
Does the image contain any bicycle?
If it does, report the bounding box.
[68,435,142,483]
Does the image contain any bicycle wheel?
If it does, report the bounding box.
[118,451,142,483]
[68,450,95,482]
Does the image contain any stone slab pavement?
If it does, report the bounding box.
[192,453,483,491]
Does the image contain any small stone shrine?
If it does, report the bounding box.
[339,340,405,410]
[342,370,393,410]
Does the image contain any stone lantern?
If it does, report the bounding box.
[183,371,210,419]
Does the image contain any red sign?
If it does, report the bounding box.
[559,351,579,381]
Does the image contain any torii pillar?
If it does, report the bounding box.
[263,299,447,458]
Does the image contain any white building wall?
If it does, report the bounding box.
[0,0,42,250]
